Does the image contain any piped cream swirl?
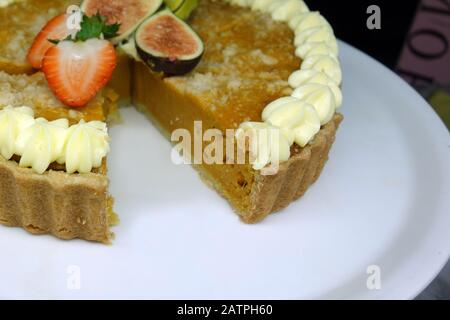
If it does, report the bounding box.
[0,106,110,174]
[291,83,337,125]
[227,0,342,171]
[236,122,291,171]
[262,97,321,147]
[15,118,69,174]
[0,106,35,160]
[63,120,109,174]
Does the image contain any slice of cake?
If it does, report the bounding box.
[0,71,118,243]
[133,0,343,222]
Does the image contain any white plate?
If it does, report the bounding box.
[0,42,449,300]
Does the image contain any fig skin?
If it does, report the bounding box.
[135,10,204,75]
[136,45,203,75]
[81,0,163,43]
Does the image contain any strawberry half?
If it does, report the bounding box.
[42,39,117,107]
[39,13,120,107]
[27,14,71,69]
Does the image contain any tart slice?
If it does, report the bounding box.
[0,9,120,243]
[133,0,344,222]
[0,72,118,243]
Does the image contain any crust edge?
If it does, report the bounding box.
[0,156,114,244]
[242,113,343,223]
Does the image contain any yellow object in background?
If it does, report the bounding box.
[428,90,450,131]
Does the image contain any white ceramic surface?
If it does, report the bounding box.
[0,41,449,299]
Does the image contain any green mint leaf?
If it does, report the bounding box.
[75,14,103,41]
[71,12,120,42]
[102,22,120,39]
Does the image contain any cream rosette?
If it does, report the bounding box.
[230,0,343,170]
[0,106,110,174]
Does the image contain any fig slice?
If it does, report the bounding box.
[81,0,163,43]
[135,10,204,75]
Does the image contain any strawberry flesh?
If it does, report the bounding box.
[42,39,117,107]
[27,14,71,69]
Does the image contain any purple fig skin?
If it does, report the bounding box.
[81,0,163,44]
[135,11,204,76]
[136,45,203,75]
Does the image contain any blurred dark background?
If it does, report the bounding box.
[309,0,420,69]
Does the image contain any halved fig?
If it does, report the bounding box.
[135,10,204,75]
[81,0,163,43]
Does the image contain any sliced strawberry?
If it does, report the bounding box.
[42,39,117,107]
[27,14,71,69]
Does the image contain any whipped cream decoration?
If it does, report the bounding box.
[301,54,342,85]
[261,97,321,147]
[0,106,109,174]
[251,0,278,12]
[236,122,291,171]
[15,118,69,174]
[270,0,309,21]
[262,97,303,145]
[296,42,337,59]
[0,106,35,160]
[291,83,337,125]
[288,69,342,107]
[230,0,343,170]
[294,26,334,47]
[62,120,109,174]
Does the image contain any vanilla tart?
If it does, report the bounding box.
[0,0,343,242]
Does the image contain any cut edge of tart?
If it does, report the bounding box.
[132,0,344,222]
[0,1,122,243]
[0,71,119,243]
[133,61,343,223]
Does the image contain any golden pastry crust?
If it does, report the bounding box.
[243,113,343,222]
[0,156,116,243]
[193,114,342,223]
